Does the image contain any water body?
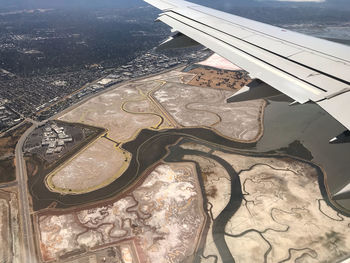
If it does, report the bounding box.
[164,145,243,263]
[255,96,350,211]
[164,135,331,263]
[28,101,349,261]
[30,128,254,210]
[30,97,350,212]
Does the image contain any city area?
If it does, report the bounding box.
[0,47,211,130]
[0,5,210,131]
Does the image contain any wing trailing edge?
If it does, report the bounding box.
[145,0,350,133]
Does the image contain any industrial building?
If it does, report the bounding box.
[41,123,72,154]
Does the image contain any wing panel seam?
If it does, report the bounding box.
[168,10,350,87]
[188,6,350,64]
[163,13,328,93]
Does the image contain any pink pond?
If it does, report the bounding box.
[197,53,242,71]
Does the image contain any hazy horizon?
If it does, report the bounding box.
[1,0,350,10]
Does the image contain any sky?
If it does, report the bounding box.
[0,0,349,10]
[277,0,325,2]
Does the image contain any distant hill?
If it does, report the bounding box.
[1,0,350,10]
[0,0,349,14]
[0,0,147,10]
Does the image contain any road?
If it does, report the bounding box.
[15,122,38,263]
[0,181,17,189]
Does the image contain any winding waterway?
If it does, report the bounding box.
[29,128,254,210]
[256,96,350,211]
[164,137,332,263]
[164,145,243,263]
[29,95,350,261]
[29,127,344,262]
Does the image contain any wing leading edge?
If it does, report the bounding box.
[145,0,350,132]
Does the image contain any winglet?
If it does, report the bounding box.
[157,32,200,50]
[227,79,281,103]
[329,130,350,144]
[332,183,350,200]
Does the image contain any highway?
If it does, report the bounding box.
[15,122,38,263]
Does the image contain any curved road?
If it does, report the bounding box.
[15,120,38,263]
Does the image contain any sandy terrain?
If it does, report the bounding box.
[50,243,136,263]
[47,138,129,194]
[212,151,350,263]
[176,141,350,262]
[59,82,173,142]
[188,67,250,91]
[53,80,175,193]
[0,189,21,263]
[184,155,231,219]
[180,142,212,153]
[136,70,195,84]
[224,162,350,262]
[52,64,262,195]
[31,61,349,262]
[214,151,313,175]
[183,154,231,263]
[197,53,242,71]
[153,83,265,141]
[0,199,10,262]
[37,163,206,263]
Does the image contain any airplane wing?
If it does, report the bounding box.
[144,0,350,134]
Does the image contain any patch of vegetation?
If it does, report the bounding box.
[0,122,31,183]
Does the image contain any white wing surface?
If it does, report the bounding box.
[145,0,350,131]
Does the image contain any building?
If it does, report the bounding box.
[54,146,63,153]
[41,122,73,155]
[48,141,56,149]
[46,149,54,155]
